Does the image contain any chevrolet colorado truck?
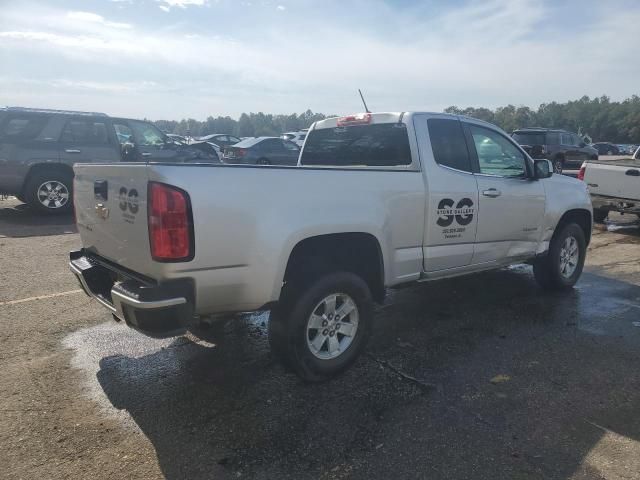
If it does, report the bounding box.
[579,158,640,222]
[70,112,593,381]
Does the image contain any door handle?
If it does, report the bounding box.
[65,149,81,154]
[482,188,502,198]
[625,169,640,177]
[141,152,151,157]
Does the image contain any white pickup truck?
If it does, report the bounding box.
[70,112,593,381]
[579,156,640,222]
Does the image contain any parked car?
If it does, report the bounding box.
[0,107,216,214]
[222,136,300,165]
[281,131,307,147]
[592,142,620,156]
[578,158,640,222]
[197,134,242,150]
[512,127,598,173]
[70,111,592,381]
[166,133,188,144]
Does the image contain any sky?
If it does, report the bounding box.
[0,0,639,121]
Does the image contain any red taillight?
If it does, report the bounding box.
[148,182,193,261]
[236,148,247,157]
[577,163,586,181]
[337,113,372,127]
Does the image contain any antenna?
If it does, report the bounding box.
[358,89,371,113]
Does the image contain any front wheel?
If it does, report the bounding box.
[533,223,586,291]
[553,158,564,174]
[268,272,373,382]
[25,170,73,214]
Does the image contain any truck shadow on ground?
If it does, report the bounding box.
[0,199,76,238]
[96,268,640,479]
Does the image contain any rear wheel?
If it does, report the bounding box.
[593,209,608,223]
[534,223,586,291]
[25,169,73,214]
[268,272,373,382]
[553,157,564,174]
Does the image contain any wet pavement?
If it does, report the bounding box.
[2,196,640,479]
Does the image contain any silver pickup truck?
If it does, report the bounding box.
[70,112,593,381]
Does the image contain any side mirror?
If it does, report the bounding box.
[534,159,553,179]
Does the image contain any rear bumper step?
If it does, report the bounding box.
[591,194,639,214]
[69,250,194,338]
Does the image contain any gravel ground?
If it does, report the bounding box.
[1,197,640,480]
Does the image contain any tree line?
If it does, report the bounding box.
[154,110,331,138]
[153,95,640,143]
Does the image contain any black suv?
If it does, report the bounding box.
[512,128,598,173]
[0,107,215,214]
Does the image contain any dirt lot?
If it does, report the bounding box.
[2,197,640,480]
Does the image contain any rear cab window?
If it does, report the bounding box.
[300,123,412,167]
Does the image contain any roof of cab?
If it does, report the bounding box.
[312,111,498,130]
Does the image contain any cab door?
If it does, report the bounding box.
[58,116,120,165]
[413,114,479,272]
[464,122,546,264]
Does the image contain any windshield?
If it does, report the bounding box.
[512,132,546,146]
[128,120,166,146]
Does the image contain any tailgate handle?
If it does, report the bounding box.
[94,180,108,201]
[625,169,640,177]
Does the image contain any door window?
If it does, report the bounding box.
[282,140,299,151]
[114,123,134,145]
[60,120,110,144]
[128,120,165,146]
[560,133,573,146]
[469,125,526,177]
[427,118,472,172]
[260,139,284,153]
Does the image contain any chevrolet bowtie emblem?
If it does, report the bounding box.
[95,203,110,220]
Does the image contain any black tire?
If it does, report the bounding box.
[533,223,586,291]
[593,209,608,223]
[24,169,73,215]
[268,272,373,382]
[553,157,564,174]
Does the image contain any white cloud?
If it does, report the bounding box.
[66,11,132,29]
[276,5,286,11]
[159,5,170,12]
[1,0,639,119]
[156,0,208,9]
[0,31,146,54]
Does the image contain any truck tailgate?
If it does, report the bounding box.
[73,163,154,276]
[584,160,640,200]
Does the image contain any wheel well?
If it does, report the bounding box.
[555,209,592,246]
[22,163,74,195]
[283,233,385,302]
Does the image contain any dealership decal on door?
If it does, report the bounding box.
[436,198,475,239]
